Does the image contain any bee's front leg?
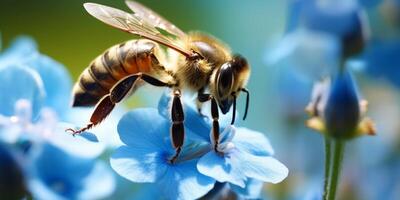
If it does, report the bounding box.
[196,87,207,117]
[198,93,221,153]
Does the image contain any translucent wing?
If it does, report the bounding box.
[84,3,192,57]
[125,0,186,38]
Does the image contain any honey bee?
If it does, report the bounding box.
[67,1,251,163]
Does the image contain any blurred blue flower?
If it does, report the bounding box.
[266,27,341,80]
[0,36,116,199]
[363,40,400,88]
[0,37,105,156]
[0,36,123,148]
[267,0,370,80]
[27,142,114,200]
[0,36,71,117]
[110,108,215,200]
[305,70,375,138]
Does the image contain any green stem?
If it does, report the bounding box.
[323,137,332,200]
[327,140,346,200]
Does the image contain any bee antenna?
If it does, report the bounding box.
[241,88,250,120]
[231,93,237,125]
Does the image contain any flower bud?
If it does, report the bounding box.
[324,71,360,138]
[306,70,375,139]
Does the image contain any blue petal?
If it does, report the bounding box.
[0,65,44,118]
[233,127,275,156]
[117,108,171,152]
[0,36,38,68]
[241,153,289,184]
[110,145,168,183]
[28,143,96,200]
[157,90,171,118]
[28,179,68,200]
[48,123,105,158]
[78,161,115,200]
[157,160,215,200]
[266,29,340,80]
[29,160,115,200]
[76,132,99,143]
[197,150,247,187]
[65,106,125,147]
[198,150,288,187]
[26,54,72,116]
[230,179,263,199]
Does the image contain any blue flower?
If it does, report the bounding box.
[0,37,105,156]
[111,92,288,199]
[110,108,215,200]
[0,36,116,199]
[0,36,123,148]
[196,126,288,186]
[160,93,287,188]
[27,142,115,200]
[267,0,370,80]
[305,70,375,138]
[266,28,341,80]
[0,36,71,118]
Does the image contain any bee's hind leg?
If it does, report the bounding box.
[66,73,173,136]
[66,94,115,136]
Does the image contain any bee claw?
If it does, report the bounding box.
[65,128,84,136]
[65,123,94,136]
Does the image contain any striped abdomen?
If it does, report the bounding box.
[72,39,161,106]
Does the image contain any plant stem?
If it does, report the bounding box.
[323,136,332,200]
[327,139,345,200]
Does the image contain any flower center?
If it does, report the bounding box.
[170,143,211,164]
[0,99,59,146]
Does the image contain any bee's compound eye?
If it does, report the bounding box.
[217,63,234,97]
[231,54,248,70]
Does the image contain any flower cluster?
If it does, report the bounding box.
[110,92,289,199]
[0,36,115,200]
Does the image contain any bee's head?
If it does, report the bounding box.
[214,54,250,115]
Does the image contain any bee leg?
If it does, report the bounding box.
[198,94,221,153]
[169,90,185,164]
[210,97,221,153]
[67,73,173,136]
[196,87,207,117]
[231,92,237,125]
[109,73,173,103]
[66,94,115,136]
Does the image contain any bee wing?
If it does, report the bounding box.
[125,0,186,38]
[84,3,192,57]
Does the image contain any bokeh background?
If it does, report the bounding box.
[1,0,399,199]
